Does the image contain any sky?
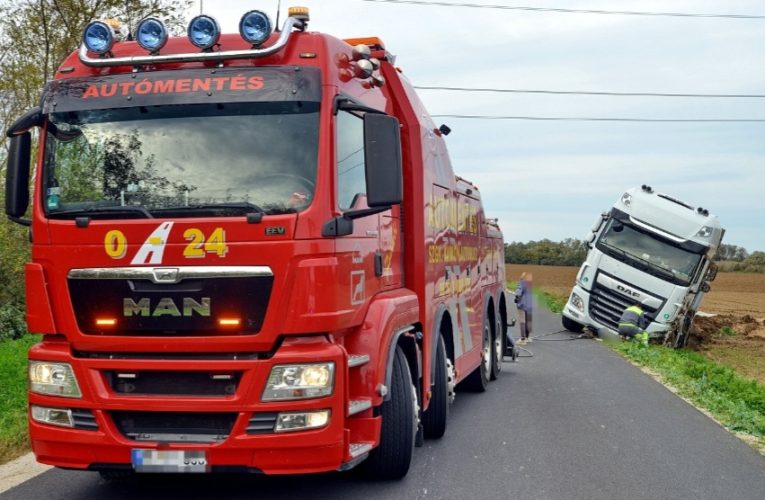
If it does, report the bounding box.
[203,0,765,252]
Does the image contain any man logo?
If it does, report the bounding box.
[123,297,211,317]
[616,284,640,298]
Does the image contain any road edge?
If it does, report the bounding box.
[0,453,51,495]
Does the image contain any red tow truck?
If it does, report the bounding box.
[5,7,509,479]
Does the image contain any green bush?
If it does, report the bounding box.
[0,304,26,341]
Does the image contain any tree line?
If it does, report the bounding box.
[505,239,763,272]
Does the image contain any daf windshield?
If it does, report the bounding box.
[596,219,703,286]
[43,102,319,218]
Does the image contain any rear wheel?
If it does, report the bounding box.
[491,315,502,380]
[422,336,448,438]
[363,346,415,479]
[562,315,584,333]
[462,320,490,392]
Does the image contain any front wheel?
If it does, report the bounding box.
[363,346,415,479]
[562,315,584,333]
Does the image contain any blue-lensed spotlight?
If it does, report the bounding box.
[83,21,115,55]
[136,17,168,53]
[187,15,220,50]
[239,10,272,46]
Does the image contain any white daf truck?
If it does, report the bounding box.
[562,185,724,347]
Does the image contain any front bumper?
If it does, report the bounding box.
[28,336,373,475]
[562,285,669,338]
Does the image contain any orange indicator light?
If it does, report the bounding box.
[95,318,117,327]
[219,318,241,327]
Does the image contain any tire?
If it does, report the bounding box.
[422,336,448,439]
[363,346,415,479]
[490,314,502,380]
[562,315,584,333]
[462,320,490,392]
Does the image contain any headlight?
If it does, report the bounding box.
[571,293,584,312]
[239,10,272,46]
[31,405,74,428]
[188,15,220,50]
[620,192,632,207]
[136,17,168,53]
[695,226,713,238]
[262,363,335,401]
[275,410,330,433]
[83,21,115,55]
[29,361,82,398]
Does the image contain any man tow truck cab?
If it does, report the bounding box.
[5,8,509,479]
[561,185,724,347]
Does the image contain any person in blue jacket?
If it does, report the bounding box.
[515,272,533,344]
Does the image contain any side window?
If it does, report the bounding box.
[336,110,366,210]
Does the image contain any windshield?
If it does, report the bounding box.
[43,102,319,218]
[596,219,703,286]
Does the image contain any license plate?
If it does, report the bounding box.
[131,449,209,473]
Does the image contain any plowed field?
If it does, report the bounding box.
[505,264,765,383]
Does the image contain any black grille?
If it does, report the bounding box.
[71,409,99,431]
[111,411,237,443]
[246,413,278,435]
[589,280,659,332]
[105,371,240,397]
[68,276,273,336]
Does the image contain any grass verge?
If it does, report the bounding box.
[0,335,35,464]
[612,340,765,451]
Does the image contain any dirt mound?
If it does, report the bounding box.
[689,314,765,348]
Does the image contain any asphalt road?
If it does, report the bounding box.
[4,306,765,499]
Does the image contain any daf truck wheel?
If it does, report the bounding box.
[562,315,584,333]
[363,346,415,479]
[422,336,448,438]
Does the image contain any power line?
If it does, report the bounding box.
[414,85,765,99]
[361,0,765,20]
[431,115,765,122]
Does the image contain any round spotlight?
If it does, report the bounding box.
[136,17,168,53]
[239,10,272,46]
[188,15,220,50]
[83,21,115,55]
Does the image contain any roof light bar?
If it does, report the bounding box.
[78,16,306,67]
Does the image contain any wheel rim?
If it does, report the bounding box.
[494,329,502,369]
[482,325,491,379]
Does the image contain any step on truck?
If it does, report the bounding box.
[4,7,509,479]
[561,185,724,347]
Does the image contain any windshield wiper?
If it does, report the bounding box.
[49,205,154,219]
[153,202,265,215]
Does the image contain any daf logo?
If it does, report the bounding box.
[616,284,640,298]
[152,268,180,284]
[123,297,211,317]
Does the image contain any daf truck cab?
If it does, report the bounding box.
[562,185,724,347]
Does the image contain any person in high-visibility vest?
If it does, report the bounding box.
[618,304,650,346]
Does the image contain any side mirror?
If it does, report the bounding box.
[706,262,718,282]
[363,113,402,207]
[5,132,32,225]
